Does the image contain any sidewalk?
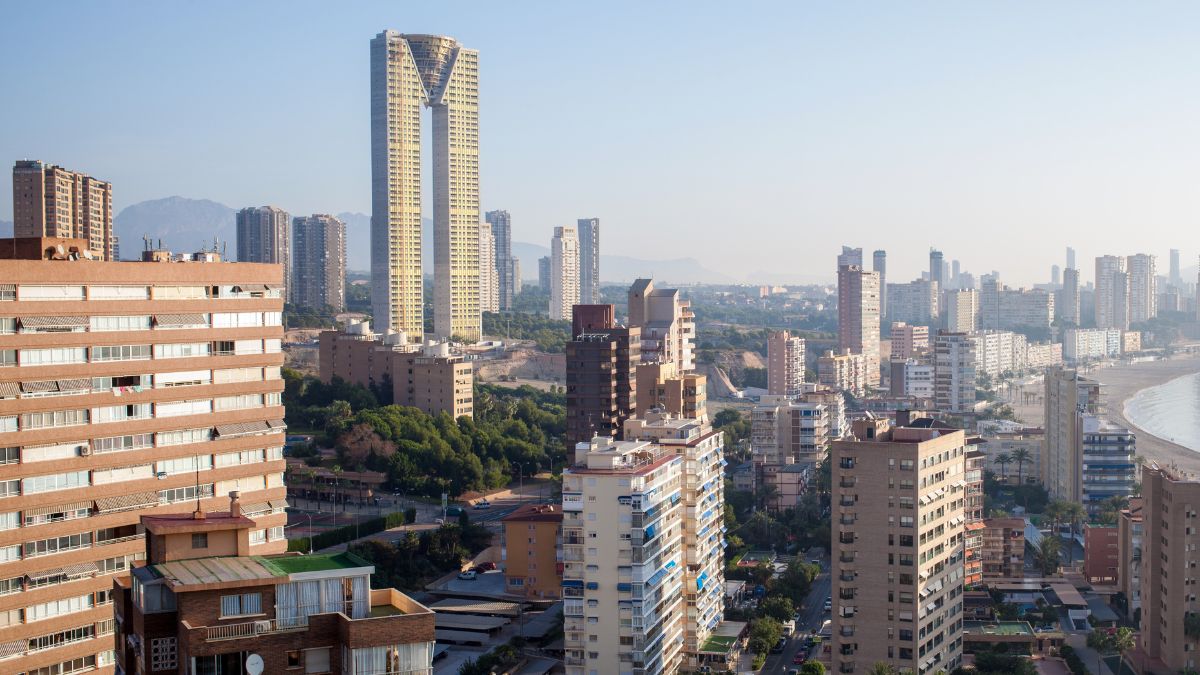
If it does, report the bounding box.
[1065,633,1116,675]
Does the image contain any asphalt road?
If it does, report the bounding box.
[763,555,832,673]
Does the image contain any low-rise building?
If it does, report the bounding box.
[890,322,930,360]
[759,460,818,512]
[1025,342,1063,369]
[319,321,473,418]
[502,503,563,599]
[1083,524,1119,585]
[889,358,934,398]
[113,493,435,675]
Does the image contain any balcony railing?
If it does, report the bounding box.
[205,616,309,641]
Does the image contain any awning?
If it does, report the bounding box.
[241,502,270,517]
[18,316,88,329]
[0,285,13,294]
[269,499,289,510]
[23,500,92,518]
[154,313,207,327]
[95,492,159,513]
[265,284,282,291]
[28,567,65,583]
[56,378,92,392]
[234,284,268,292]
[21,380,59,393]
[214,421,270,438]
[0,639,24,659]
[0,382,18,398]
[61,561,98,578]
[267,419,287,430]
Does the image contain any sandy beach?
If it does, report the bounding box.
[1007,354,1200,474]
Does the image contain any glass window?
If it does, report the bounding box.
[18,286,84,301]
[22,471,89,495]
[156,428,211,446]
[21,409,88,430]
[19,347,87,366]
[91,344,152,362]
[88,286,149,300]
[153,342,210,359]
[152,286,206,300]
[220,592,262,617]
[90,315,151,332]
[155,399,213,418]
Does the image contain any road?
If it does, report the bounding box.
[762,553,832,673]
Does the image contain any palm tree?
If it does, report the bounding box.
[1087,628,1109,675]
[331,464,344,512]
[866,663,897,675]
[1061,501,1087,564]
[1010,447,1032,485]
[995,453,1013,482]
[1110,626,1135,673]
[1035,536,1061,576]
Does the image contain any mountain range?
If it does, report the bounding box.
[108,197,734,284]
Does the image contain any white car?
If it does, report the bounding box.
[474,500,491,510]
[823,597,832,612]
[457,570,478,581]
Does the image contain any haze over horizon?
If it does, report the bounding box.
[3,1,1200,286]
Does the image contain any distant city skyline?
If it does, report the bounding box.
[4,2,1200,285]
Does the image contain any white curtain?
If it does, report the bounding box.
[322,578,342,614]
[394,642,433,674]
[351,646,386,674]
[351,576,369,619]
[299,581,321,618]
[275,583,299,626]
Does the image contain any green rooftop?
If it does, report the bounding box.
[259,551,371,575]
[964,621,1035,636]
[700,634,740,654]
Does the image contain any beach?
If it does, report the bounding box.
[1007,354,1200,474]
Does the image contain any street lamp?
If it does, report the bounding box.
[306,513,313,554]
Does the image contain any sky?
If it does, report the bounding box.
[2,1,1200,286]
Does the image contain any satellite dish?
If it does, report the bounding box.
[246,654,264,675]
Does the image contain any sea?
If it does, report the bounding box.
[1124,371,1200,452]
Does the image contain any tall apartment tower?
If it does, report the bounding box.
[236,206,290,302]
[0,238,288,673]
[1169,248,1182,288]
[951,259,961,289]
[627,278,696,373]
[873,250,887,318]
[12,160,114,261]
[934,331,976,413]
[1126,253,1157,324]
[1051,264,1061,286]
[577,218,600,304]
[1066,246,1076,271]
[1041,366,1100,501]
[562,414,725,675]
[550,226,580,321]
[1140,466,1200,672]
[1061,268,1081,325]
[486,210,520,310]
[836,266,881,387]
[929,249,945,290]
[1094,255,1128,330]
[837,246,863,269]
[538,256,551,292]
[290,214,346,312]
[370,31,481,341]
[944,289,978,333]
[831,417,966,675]
[478,222,499,313]
[564,305,639,447]
[767,330,805,397]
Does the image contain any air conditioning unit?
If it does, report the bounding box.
[253,620,272,634]
[79,445,92,456]
[156,472,168,479]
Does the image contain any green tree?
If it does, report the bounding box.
[994,453,1012,482]
[800,661,826,675]
[1060,501,1087,563]
[748,617,782,655]
[866,663,898,675]
[1035,536,1061,576]
[1010,447,1032,485]
[760,596,795,622]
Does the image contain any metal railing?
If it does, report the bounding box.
[205,616,308,641]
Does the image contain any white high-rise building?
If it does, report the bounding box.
[628,279,696,373]
[887,278,939,326]
[550,226,580,321]
[370,31,481,340]
[767,330,806,397]
[1095,255,1128,330]
[1126,253,1157,324]
[934,331,976,413]
[944,289,978,333]
[478,222,499,313]
[837,266,881,387]
[577,218,601,304]
[562,413,726,674]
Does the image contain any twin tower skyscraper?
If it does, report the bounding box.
[370,31,482,341]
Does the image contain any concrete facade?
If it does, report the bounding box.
[766,330,805,397]
[550,226,580,322]
[837,266,881,388]
[502,503,563,599]
[236,206,290,303]
[12,161,114,261]
[1139,466,1200,673]
[290,214,346,312]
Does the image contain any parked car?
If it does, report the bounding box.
[771,637,787,654]
[823,597,832,612]
[793,652,807,665]
[474,500,491,510]
[474,561,497,572]
[434,518,445,526]
[457,570,477,581]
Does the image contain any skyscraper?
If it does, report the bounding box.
[1094,255,1128,330]
[236,206,290,301]
[565,305,638,446]
[873,249,887,317]
[538,256,551,292]
[291,214,346,311]
[1126,253,1157,324]
[934,331,975,412]
[1061,267,1081,325]
[1051,264,1061,286]
[478,222,498,313]
[1042,366,1100,501]
[550,226,580,321]
[951,259,961,289]
[370,31,480,341]
[1169,248,1181,288]
[577,218,600,304]
[486,209,520,310]
[13,160,114,260]
[1066,246,1076,271]
[767,330,805,397]
[837,266,881,387]
[837,246,863,269]
[929,248,944,290]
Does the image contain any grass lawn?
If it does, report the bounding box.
[261,551,370,575]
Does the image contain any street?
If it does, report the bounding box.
[762,553,832,673]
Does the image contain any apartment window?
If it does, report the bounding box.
[21,409,88,430]
[89,285,149,300]
[151,637,178,671]
[192,533,208,549]
[24,532,92,558]
[0,608,22,627]
[263,311,283,326]
[220,593,262,617]
[22,471,89,494]
[27,593,94,622]
[305,647,331,674]
[213,366,263,384]
[249,529,267,545]
[155,369,211,388]
[159,484,213,504]
[25,504,90,527]
[0,318,14,334]
[0,448,18,465]
[92,374,150,391]
[264,338,282,353]
[900,459,915,471]
[19,285,84,301]
[215,449,265,467]
[213,393,262,411]
[153,285,206,300]
[156,399,212,418]
[92,464,153,485]
[19,347,87,366]
[266,447,284,461]
[153,342,210,359]
[0,512,17,531]
[157,427,211,446]
[22,441,85,463]
[0,545,18,563]
[212,312,264,328]
[287,651,301,668]
[92,433,153,454]
[0,350,14,367]
[90,315,151,332]
[0,480,18,498]
[93,403,151,423]
[233,339,263,355]
[0,577,21,596]
[136,584,175,613]
[157,455,212,476]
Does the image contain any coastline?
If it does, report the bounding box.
[1090,355,1200,474]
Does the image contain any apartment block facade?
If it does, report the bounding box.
[1041,367,1100,501]
[12,161,114,261]
[628,279,696,374]
[934,332,976,413]
[318,321,473,418]
[550,226,580,321]
[634,362,706,422]
[831,418,966,674]
[1140,466,1200,673]
[501,503,563,599]
[890,322,930,360]
[485,210,520,311]
[980,518,1025,579]
[0,241,288,674]
[564,305,639,447]
[751,395,830,467]
[886,279,939,327]
[817,349,866,396]
[1116,498,1143,622]
[235,206,290,302]
[767,330,805,397]
[290,214,346,312]
[577,218,600,305]
[837,266,881,387]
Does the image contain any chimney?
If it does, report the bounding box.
[229,491,242,518]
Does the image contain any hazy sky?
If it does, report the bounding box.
[3,1,1199,285]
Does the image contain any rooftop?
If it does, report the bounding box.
[964,621,1035,637]
[150,551,372,588]
[502,503,563,523]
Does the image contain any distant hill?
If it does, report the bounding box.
[115,197,236,259]
[512,241,735,285]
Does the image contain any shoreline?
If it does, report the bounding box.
[1090,355,1200,474]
